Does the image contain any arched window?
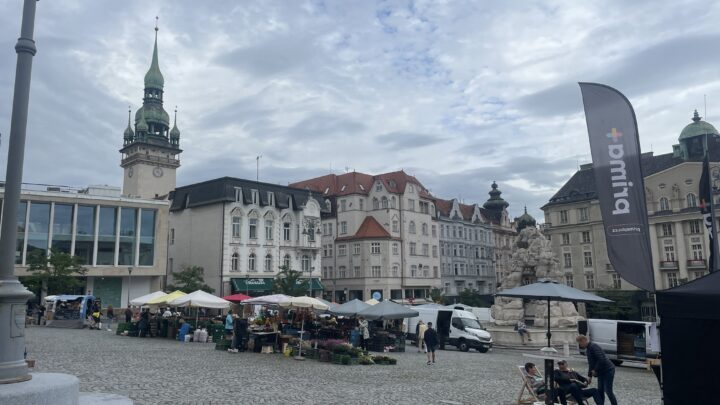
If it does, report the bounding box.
[283,222,291,241]
[231,253,239,271]
[409,221,416,234]
[381,196,388,209]
[373,198,379,210]
[283,254,291,269]
[659,197,670,211]
[248,253,256,272]
[687,193,697,208]
[264,254,273,272]
[302,255,310,272]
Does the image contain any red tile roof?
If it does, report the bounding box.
[290,170,431,198]
[335,216,393,241]
[459,203,475,220]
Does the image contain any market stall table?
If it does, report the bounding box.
[249,331,279,353]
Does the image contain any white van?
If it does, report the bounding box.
[578,319,660,365]
[445,304,495,324]
[406,308,493,353]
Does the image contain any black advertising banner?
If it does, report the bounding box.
[699,154,717,272]
[579,83,656,292]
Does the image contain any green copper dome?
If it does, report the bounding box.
[483,181,509,212]
[170,108,180,139]
[123,109,134,140]
[679,110,718,140]
[144,29,164,90]
[136,108,149,132]
[135,104,170,127]
[514,206,536,232]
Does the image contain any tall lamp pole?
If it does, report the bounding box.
[127,267,133,307]
[0,0,38,384]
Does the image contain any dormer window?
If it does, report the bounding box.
[267,192,275,206]
[251,189,259,205]
[375,183,382,192]
[234,187,242,202]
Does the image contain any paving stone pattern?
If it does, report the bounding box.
[25,327,662,405]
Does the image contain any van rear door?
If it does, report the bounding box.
[589,320,617,356]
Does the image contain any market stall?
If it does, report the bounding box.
[279,296,329,359]
[356,300,418,352]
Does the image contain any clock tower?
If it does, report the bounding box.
[120,24,181,199]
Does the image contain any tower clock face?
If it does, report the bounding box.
[127,167,133,178]
[153,167,164,178]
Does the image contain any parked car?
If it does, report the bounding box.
[406,307,493,353]
[578,318,660,365]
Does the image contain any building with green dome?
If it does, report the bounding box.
[120,26,182,200]
[542,110,720,320]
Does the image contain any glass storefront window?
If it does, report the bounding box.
[118,207,137,266]
[16,201,27,264]
[27,202,50,258]
[97,207,117,265]
[52,204,73,254]
[138,209,155,266]
[74,205,95,265]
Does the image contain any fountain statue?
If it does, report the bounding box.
[491,226,583,328]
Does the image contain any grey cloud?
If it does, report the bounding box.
[518,34,720,117]
[375,131,445,150]
[215,35,320,77]
[288,112,366,139]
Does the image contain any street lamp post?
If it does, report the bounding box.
[0,0,38,384]
[127,267,133,307]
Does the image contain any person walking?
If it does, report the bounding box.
[417,320,428,352]
[423,321,439,365]
[225,309,234,339]
[358,317,370,351]
[37,303,46,326]
[577,334,617,405]
[105,305,115,331]
[124,306,132,323]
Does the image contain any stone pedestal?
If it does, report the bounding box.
[487,326,579,349]
[0,373,133,405]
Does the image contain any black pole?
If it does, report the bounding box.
[546,299,551,347]
[706,132,719,272]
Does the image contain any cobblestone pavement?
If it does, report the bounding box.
[24,326,661,405]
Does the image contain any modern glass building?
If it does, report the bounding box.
[4,185,169,308]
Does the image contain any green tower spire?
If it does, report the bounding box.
[144,17,164,90]
[170,106,180,146]
[123,106,134,144]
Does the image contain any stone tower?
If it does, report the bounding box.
[120,24,181,199]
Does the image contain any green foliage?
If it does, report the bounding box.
[585,290,649,321]
[166,265,214,293]
[25,249,87,296]
[458,289,493,307]
[429,288,446,304]
[340,355,351,365]
[272,265,309,296]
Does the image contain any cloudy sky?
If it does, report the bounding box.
[1,0,720,221]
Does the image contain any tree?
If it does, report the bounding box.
[272,265,309,296]
[429,287,446,304]
[166,265,214,293]
[26,248,87,299]
[458,288,492,307]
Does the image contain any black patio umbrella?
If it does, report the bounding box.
[494,278,612,348]
[356,300,419,321]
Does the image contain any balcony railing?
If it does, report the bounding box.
[659,261,679,270]
[687,259,706,268]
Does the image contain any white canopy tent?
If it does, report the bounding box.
[242,294,292,306]
[168,290,231,309]
[279,296,329,359]
[129,291,167,307]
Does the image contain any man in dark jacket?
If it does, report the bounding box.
[423,322,439,365]
[577,334,617,405]
[553,360,601,405]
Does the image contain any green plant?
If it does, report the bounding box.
[348,347,362,358]
[166,265,214,293]
[359,354,375,365]
[340,355,351,365]
[272,265,309,296]
[25,249,87,297]
[332,344,350,355]
[387,357,397,365]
